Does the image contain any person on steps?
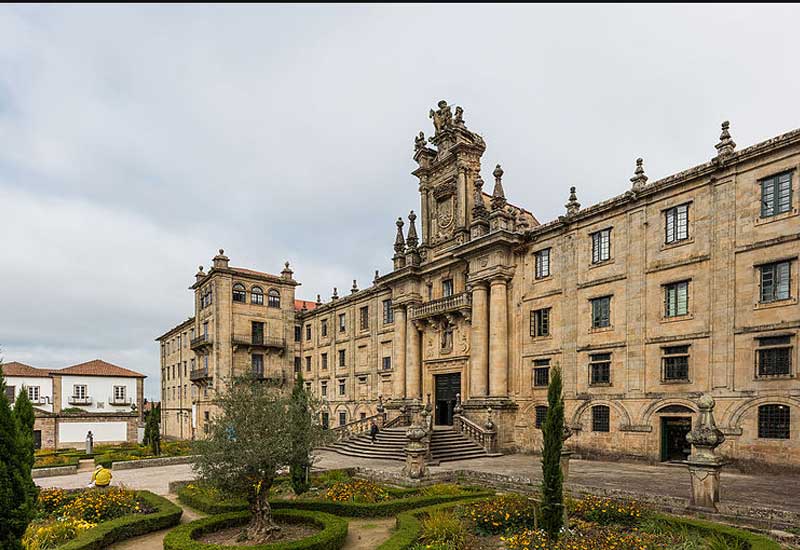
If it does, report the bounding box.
[369,420,379,444]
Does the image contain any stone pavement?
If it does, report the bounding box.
[35,451,800,514]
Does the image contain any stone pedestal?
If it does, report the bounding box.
[685,394,726,514]
[404,420,428,480]
[560,450,573,483]
[686,460,723,513]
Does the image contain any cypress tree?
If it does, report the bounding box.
[13,388,36,472]
[540,364,565,540]
[289,373,311,495]
[0,363,37,550]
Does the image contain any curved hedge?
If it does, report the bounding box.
[163,509,347,550]
[177,484,493,518]
[57,490,182,550]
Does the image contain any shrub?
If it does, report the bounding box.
[415,510,468,549]
[312,470,351,488]
[419,484,464,498]
[571,495,645,526]
[467,493,538,535]
[324,480,389,503]
[178,483,247,515]
[22,517,96,550]
[33,455,77,469]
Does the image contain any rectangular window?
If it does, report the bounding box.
[113,385,126,401]
[530,308,551,337]
[4,385,14,403]
[665,203,690,244]
[306,324,312,340]
[27,386,40,402]
[442,279,454,297]
[360,306,369,331]
[203,355,209,369]
[252,354,264,377]
[320,382,327,397]
[382,356,392,371]
[338,349,346,367]
[534,248,551,279]
[295,326,301,342]
[321,353,328,370]
[535,406,548,429]
[760,171,792,218]
[591,296,611,329]
[321,412,329,429]
[592,406,610,432]
[760,261,791,303]
[533,359,550,387]
[757,336,792,377]
[203,322,208,336]
[321,319,328,338]
[338,380,346,396]
[73,385,87,399]
[294,357,301,374]
[252,321,264,345]
[305,356,311,372]
[589,353,611,385]
[662,346,690,381]
[758,404,790,439]
[664,281,690,317]
[338,313,346,332]
[591,228,611,264]
[383,299,394,324]
[339,411,347,427]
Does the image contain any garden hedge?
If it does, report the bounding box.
[651,513,781,550]
[177,484,493,518]
[57,490,182,550]
[163,509,348,550]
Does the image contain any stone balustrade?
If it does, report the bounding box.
[454,413,497,454]
[332,412,384,442]
[408,292,471,320]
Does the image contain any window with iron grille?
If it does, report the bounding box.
[535,248,551,279]
[339,411,347,426]
[662,345,690,381]
[758,404,790,439]
[338,380,346,396]
[360,306,369,330]
[531,308,551,337]
[383,299,394,324]
[664,281,690,317]
[757,336,792,377]
[338,349,346,367]
[591,296,611,329]
[321,353,328,370]
[592,405,610,432]
[251,286,264,305]
[533,359,550,387]
[665,203,690,244]
[338,313,346,332]
[232,283,246,303]
[442,279,454,297]
[267,289,280,308]
[252,354,264,377]
[321,319,328,337]
[760,261,791,303]
[382,356,392,371]
[589,353,611,385]
[535,405,548,429]
[591,228,611,264]
[760,172,792,218]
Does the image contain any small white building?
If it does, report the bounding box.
[3,360,145,449]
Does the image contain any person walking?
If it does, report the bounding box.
[369,420,379,444]
[88,464,112,488]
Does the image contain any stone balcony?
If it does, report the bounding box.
[190,367,211,382]
[67,396,91,406]
[232,335,286,354]
[190,333,213,350]
[408,292,471,323]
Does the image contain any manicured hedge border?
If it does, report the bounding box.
[57,490,182,550]
[651,513,781,550]
[163,509,347,550]
[177,485,492,518]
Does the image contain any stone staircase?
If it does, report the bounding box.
[325,426,492,463]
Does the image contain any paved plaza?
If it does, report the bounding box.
[36,452,800,515]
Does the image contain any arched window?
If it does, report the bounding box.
[251,286,264,305]
[592,405,610,432]
[268,289,281,308]
[232,283,246,303]
[534,405,548,429]
[758,404,790,439]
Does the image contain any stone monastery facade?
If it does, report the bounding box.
[159,101,800,470]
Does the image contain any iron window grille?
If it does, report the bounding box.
[535,405,548,429]
[662,345,690,381]
[591,228,611,264]
[533,359,550,387]
[759,261,791,303]
[758,404,790,439]
[665,203,690,244]
[591,296,612,329]
[664,281,690,317]
[589,353,611,385]
[531,308,551,337]
[592,405,610,432]
[535,248,551,279]
[756,336,792,377]
[760,171,792,218]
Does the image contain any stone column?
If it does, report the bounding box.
[406,316,422,400]
[489,277,508,397]
[685,394,726,513]
[393,306,407,399]
[469,282,489,398]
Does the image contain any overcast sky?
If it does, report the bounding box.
[2,4,799,399]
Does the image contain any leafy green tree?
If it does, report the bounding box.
[193,374,324,542]
[0,362,37,550]
[540,364,565,540]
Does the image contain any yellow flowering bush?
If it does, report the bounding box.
[467,493,538,535]
[38,488,73,515]
[60,487,141,523]
[22,517,96,550]
[501,524,669,550]
[571,495,645,526]
[324,479,390,503]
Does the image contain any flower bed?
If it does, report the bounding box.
[33,454,79,469]
[93,440,194,468]
[163,509,347,550]
[22,489,181,550]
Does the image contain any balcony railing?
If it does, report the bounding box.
[232,335,286,350]
[190,367,211,381]
[68,396,91,406]
[108,396,133,406]
[190,334,213,350]
[252,369,286,385]
[408,292,471,320]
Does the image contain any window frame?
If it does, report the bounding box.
[664,280,690,318]
[113,385,126,402]
[756,336,793,377]
[73,384,87,400]
[589,353,612,386]
[321,319,328,338]
[592,405,611,432]
[321,353,328,370]
[662,345,690,382]
[535,405,548,429]
[232,283,247,303]
[590,228,611,264]
[383,299,394,324]
[759,261,792,303]
[530,308,551,338]
[665,203,690,244]
[267,288,281,308]
[534,248,551,279]
[442,278,454,297]
[533,359,550,387]
[590,296,612,329]
[760,171,793,218]
[338,313,346,333]
[382,356,392,371]
[28,385,41,403]
[758,404,790,439]
[338,349,346,367]
[251,286,264,306]
[359,306,369,331]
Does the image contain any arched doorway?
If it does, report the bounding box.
[657,404,694,462]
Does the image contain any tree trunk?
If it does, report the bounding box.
[247,485,280,541]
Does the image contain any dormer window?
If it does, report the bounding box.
[232,283,246,303]
[251,286,264,305]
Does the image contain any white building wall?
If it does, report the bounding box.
[4,376,53,412]
[59,421,128,443]
[60,375,137,413]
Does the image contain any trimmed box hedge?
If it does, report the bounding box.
[163,509,347,550]
[57,490,182,550]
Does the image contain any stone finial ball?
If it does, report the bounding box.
[698,393,715,410]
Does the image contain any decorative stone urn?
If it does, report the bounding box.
[685,394,726,513]
[404,420,428,479]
